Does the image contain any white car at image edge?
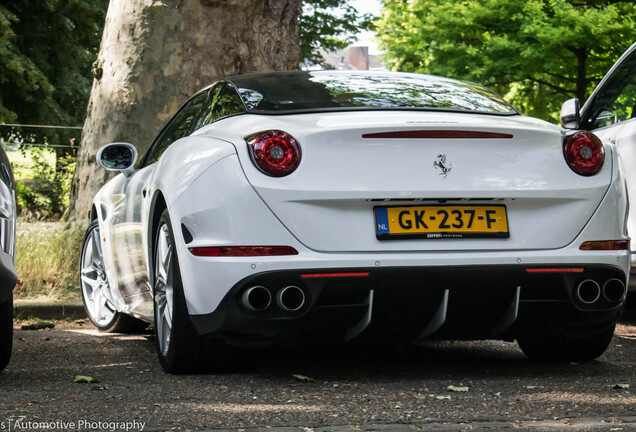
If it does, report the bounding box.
[80,71,630,373]
[561,41,636,303]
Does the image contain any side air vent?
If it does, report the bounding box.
[181,224,194,244]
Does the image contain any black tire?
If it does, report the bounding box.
[0,296,12,372]
[80,220,148,333]
[153,209,228,373]
[622,291,636,321]
[517,325,615,361]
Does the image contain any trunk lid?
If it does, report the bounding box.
[206,111,611,252]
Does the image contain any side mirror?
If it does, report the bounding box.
[560,98,580,129]
[96,142,138,177]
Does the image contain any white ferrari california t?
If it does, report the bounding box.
[80,71,630,373]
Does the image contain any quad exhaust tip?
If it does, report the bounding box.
[602,278,626,303]
[574,278,626,305]
[575,279,601,304]
[276,285,306,312]
[242,286,272,312]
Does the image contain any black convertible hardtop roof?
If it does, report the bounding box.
[225,70,517,115]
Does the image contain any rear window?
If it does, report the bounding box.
[227,71,517,115]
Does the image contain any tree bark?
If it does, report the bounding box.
[574,47,589,104]
[69,0,302,221]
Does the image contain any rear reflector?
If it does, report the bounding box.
[301,272,370,279]
[579,240,630,251]
[362,130,513,139]
[189,246,299,257]
[526,268,584,273]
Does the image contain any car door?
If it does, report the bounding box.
[109,89,212,317]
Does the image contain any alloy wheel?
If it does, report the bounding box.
[80,224,117,327]
[154,223,174,356]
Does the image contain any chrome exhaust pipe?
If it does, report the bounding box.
[602,278,626,302]
[241,286,272,312]
[276,285,306,312]
[575,279,601,304]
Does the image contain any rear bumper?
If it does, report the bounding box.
[190,264,626,346]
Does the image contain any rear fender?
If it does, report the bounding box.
[151,136,237,207]
[145,136,237,295]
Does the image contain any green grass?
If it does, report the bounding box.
[6,148,56,180]
[14,221,85,301]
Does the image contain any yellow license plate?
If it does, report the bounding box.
[374,205,509,239]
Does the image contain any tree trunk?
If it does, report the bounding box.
[68,0,302,221]
[575,47,588,104]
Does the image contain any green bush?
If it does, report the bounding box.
[13,147,76,220]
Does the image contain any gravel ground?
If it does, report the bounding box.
[0,320,635,431]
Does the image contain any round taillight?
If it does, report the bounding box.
[563,131,604,176]
[247,130,301,177]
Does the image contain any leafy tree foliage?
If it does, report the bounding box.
[0,0,108,146]
[300,0,374,66]
[377,0,636,121]
[0,0,369,140]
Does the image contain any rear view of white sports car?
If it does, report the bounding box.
[80,71,630,373]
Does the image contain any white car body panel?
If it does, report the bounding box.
[204,112,611,252]
[92,115,629,319]
[88,71,630,356]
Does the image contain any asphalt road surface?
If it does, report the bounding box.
[1,320,636,432]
